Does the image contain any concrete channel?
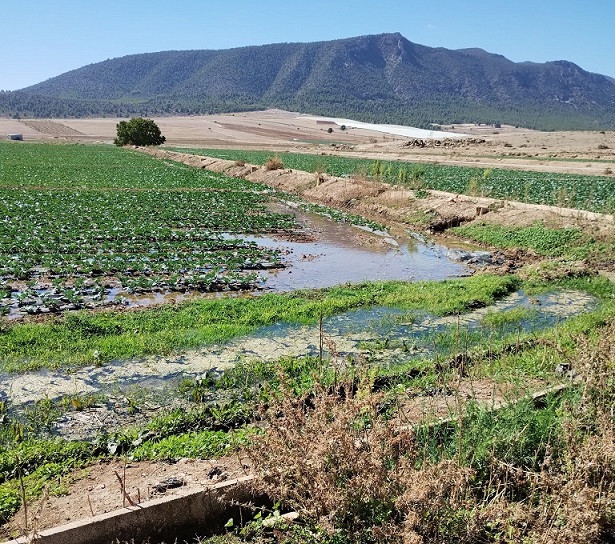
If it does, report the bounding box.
[3,476,256,544]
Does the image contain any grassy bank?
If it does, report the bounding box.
[452,222,615,264]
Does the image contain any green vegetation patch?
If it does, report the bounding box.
[130,429,252,462]
[0,142,262,190]
[480,306,539,328]
[419,392,568,475]
[451,222,614,262]
[451,223,582,256]
[0,439,94,521]
[0,439,93,484]
[0,275,519,373]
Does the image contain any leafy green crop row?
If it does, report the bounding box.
[0,188,292,277]
[0,143,257,190]
[176,148,615,213]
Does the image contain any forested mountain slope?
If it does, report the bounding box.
[2,33,615,130]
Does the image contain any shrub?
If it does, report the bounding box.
[264,156,284,171]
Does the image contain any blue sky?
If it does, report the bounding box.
[1,0,614,90]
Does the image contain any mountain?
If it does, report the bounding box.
[2,33,615,130]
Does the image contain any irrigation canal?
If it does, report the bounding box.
[0,289,596,440]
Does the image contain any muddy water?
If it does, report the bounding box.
[105,205,467,301]
[247,207,465,290]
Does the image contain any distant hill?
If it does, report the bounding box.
[2,33,615,130]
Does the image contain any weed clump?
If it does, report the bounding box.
[248,376,415,540]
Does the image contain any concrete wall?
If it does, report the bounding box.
[4,476,256,544]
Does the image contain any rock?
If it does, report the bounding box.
[207,466,229,481]
[446,249,495,265]
[152,477,185,493]
[262,511,300,528]
[467,252,500,266]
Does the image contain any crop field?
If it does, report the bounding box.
[0,141,613,542]
[176,148,615,213]
[0,142,301,316]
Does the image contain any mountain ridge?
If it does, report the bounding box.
[2,32,615,130]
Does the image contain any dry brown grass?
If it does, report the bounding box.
[263,156,284,171]
[247,376,413,539]
[245,319,615,543]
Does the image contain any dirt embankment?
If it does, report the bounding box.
[137,147,615,249]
